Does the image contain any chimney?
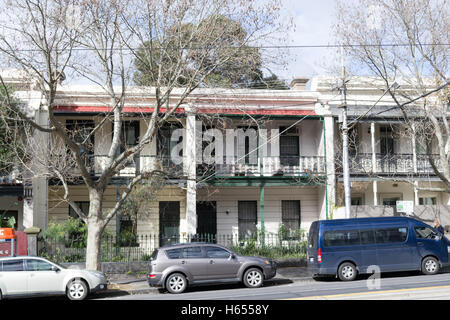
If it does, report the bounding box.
[290,77,309,90]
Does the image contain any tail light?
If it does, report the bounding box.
[148,274,156,278]
[317,248,322,264]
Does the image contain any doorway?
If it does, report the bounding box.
[196,201,217,240]
[159,201,180,246]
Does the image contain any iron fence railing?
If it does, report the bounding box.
[37,232,308,263]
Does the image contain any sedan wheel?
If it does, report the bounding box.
[243,268,264,288]
[166,273,187,294]
[67,280,88,301]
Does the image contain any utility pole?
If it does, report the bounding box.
[339,45,352,219]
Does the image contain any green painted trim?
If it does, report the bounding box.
[202,175,326,187]
[320,117,329,220]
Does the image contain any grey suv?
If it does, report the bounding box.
[147,243,276,293]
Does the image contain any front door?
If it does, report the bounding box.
[205,246,241,279]
[196,202,217,241]
[414,226,449,265]
[159,202,180,247]
[25,259,65,294]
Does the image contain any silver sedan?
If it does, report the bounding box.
[0,256,107,300]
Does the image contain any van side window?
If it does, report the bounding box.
[414,227,437,239]
[360,230,376,244]
[323,230,360,247]
[375,228,408,244]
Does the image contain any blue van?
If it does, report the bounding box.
[307,217,450,281]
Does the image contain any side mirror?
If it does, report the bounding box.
[230,254,236,260]
[51,266,60,272]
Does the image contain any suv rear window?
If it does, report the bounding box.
[2,259,24,272]
[165,248,183,259]
[150,249,159,261]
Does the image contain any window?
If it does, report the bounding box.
[380,125,395,155]
[351,197,362,206]
[166,248,183,259]
[236,126,258,165]
[323,230,360,247]
[414,227,438,240]
[68,202,88,247]
[0,210,18,230]
[375,227,408,244]
[66,120,95,155]
[360,230,376,245]
[206,246,231,259]
[2,259,24,272]
[26,259,54,271]
[69,201,89,219]
[419,197,437,205]
[182,246,204,258]
[119,214,138,247]
[279,126,299,166]
[238,201,257,238]
[281,200,301,235]
[121,121,140,148]
[157,123,182,158]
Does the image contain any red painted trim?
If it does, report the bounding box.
[53,105,317,116]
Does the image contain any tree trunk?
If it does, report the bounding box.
[85,189,105,271]
[85,219,104,271]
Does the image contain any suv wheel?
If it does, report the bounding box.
[166,273,187,294]
[243,268,264,288]
[67,279,88,300]
[422,256,440,275]
[338,262,357,281]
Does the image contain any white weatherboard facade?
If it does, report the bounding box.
[1,73,448,247]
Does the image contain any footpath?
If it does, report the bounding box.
[106,266,313,296]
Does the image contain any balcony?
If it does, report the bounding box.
[197,156,325,177]
[344,153,448,175]
[88,155,184,177]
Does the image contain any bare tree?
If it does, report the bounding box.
[0,0,289,270]
[334,0,449,194]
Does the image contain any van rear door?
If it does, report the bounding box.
[307,222,319,266]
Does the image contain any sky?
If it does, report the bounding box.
[273,0,339,84]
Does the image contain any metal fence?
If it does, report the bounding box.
[37,233,308,263]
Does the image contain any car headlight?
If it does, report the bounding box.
[90,271,106,280]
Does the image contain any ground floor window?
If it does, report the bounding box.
[238,201,257,238]
[419,197,437,205]
[119,214,138,247]
[281,200,301,238]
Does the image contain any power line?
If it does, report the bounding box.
[1,43,449,53]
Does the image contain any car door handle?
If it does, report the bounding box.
[181,260,186,264]
[418,242,424,246]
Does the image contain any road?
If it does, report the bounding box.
[99,270,450,300]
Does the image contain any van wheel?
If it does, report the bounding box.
[338,262,357,281]
[422,256,440,275]
[166,273,187,294]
